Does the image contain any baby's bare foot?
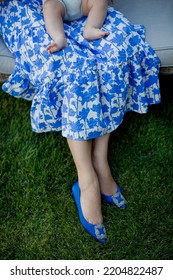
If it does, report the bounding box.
[46,37,67,54]
[83,26,109,41]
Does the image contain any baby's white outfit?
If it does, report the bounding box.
[42,0,83,21]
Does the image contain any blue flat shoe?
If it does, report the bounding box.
[72,181,107,243]
[101,184,127,209]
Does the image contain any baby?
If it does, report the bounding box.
[43,0,114,53]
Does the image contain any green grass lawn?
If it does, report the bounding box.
[0,75,173,260]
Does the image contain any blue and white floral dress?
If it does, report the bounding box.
[0,0,160,140]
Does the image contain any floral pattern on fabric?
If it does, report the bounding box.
[0,0,161,140]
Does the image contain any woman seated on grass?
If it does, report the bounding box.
[0,0,160,242]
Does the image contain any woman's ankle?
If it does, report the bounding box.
[92,156,117,195]
[78,173,103,224]
[78,168,98,191]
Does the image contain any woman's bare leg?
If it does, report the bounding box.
[92,134,118,195]
[67,138,103,224]
[43,0,67,53]
[82,0,109,41]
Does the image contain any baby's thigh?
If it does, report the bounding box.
[81,0,90,16]
[82,0,106,15]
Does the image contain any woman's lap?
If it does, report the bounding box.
[0,0,161,140]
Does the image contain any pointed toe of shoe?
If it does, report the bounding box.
[102,184,127,209]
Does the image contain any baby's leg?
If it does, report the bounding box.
[82,0,109,41]
[43,0,67,53]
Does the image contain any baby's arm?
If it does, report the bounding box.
[43,0,67,53]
